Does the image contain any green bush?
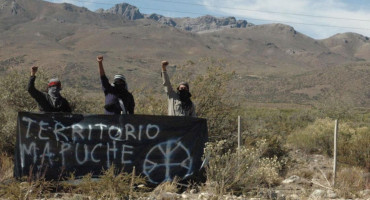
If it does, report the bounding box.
[287,118,370,167]
[338,126,370,167]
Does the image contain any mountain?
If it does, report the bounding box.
[95,3,253,32]
[145,14,252,32]
[321,33,370,60]
[0,0,369,107]
[96,3,143,20]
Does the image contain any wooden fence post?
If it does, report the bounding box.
[238,115,241,150]
[333,119,338,187]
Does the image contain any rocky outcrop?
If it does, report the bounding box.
[146,14,177,27]
[170,15,253,32]
[99,3,144,20]
[96,3,253,32]
[62,3,89,13]
[10,1,25,15]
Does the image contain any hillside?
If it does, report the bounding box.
[0,1,369,199]
[0,0,369,107]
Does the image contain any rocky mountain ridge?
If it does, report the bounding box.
[95,3,253,32]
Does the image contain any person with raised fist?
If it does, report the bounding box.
[27,66,71,113]
[97,55,135,114]
[161,61,196,117]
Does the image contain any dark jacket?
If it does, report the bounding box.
[27,76,72,113]
[101,75,135,115]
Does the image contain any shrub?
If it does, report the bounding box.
[335,167,368,198]
[287,118,370,168]
[204,140,283,195]
[134,88,167,115]
[338,126,370,167]
[287,118,334,155]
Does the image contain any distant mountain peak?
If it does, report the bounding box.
[98,3,144,20]
[96,2,253,32]
[329,32,370,41]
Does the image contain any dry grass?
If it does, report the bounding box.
[150,177,180,199]
[66,166,148,199]
[335,167,368,198]
[0,154,13,183]
[204,139,284,196]
[0,163,147,199]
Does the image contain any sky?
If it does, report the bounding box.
[45,0,370,39]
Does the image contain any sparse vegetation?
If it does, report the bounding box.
[0,165,146,199]
[287,117,370,168]
[335,167,368,198]
[204,140,284,196]
[0,59,368,199]
[1,0,370,198]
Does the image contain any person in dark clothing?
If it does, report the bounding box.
[97,56,135,114]
[27,66,71,113]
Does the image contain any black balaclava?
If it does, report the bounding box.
[177,82,193,110]
[113,74,129,94]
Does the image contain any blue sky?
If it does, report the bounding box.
[46,0,370,39]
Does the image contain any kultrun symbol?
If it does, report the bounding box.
[143,140,193,183]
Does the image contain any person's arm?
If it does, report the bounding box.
[63,99,72,113]
[97,55,105,76]
[190,104,197,117]
[161,61,175,95]
[97,56,113,92]
[127,93,135,114]
[27,66,44,99]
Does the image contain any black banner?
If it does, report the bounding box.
[14,112,208,183]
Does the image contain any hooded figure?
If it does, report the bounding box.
[97,56,135,114]
[101,74,135,114]
[28,71,71,113]
[161,61,196,117]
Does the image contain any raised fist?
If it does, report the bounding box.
[31,66,38,76]
[97,55,103,63]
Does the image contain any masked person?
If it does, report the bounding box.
[161,61,196,117]
[27,66,71,113]
[97,56,135,114]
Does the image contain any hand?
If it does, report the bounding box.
[97,55,103,63]
[31,66,38,76]
[161,61,168,71]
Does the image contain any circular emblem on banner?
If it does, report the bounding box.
[143,140,193,183]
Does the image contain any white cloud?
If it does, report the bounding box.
[201,0,370,39]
